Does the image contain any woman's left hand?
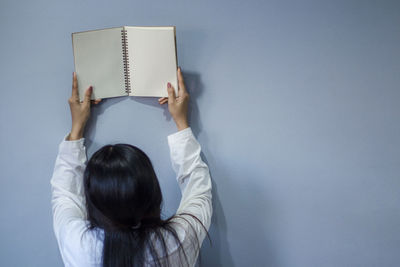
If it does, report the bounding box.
[67,72,101,141]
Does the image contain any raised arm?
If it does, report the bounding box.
[51,72,101,240]
[168,127,212,240]
[160,67,212,242]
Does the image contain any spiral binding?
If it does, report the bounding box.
[121,29,131,94]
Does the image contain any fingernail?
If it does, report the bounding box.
[167,82,171,88]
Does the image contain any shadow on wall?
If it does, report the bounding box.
[199,158,234,267]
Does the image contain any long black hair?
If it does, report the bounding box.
[83,143,208,267]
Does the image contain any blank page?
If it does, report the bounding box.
[126,26,178,97]
[72,27,126,101]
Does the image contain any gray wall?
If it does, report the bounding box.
[1,0,399,266]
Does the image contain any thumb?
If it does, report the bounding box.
[83,86,93,104]
[167,83,175,104]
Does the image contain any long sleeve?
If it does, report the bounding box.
[167,127,213,244]
[50,134,88,242]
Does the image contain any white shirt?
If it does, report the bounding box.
[50,127,212,267]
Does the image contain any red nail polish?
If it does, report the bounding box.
[167,82,171,88]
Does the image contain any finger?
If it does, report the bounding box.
[83,86,93,104]
[177,67,187,95]
[158,99,168,105]
[91,99,102,105]
[167,83,176,104]
[72,72,79,100]
[159,98,168,105]
[158,97,168,102]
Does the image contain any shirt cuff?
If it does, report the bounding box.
[58,133,85,152]
[167,127,193,144]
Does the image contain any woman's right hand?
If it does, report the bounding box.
[158,67,190,131]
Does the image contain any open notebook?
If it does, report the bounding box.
[72,26,178,101]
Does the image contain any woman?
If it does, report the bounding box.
[50,67,212,267]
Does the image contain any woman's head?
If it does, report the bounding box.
[82,143,205,267]
[83,144,162,232]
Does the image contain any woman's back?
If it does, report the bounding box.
[59,213,206,266]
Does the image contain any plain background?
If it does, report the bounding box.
[0,0,399,266]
